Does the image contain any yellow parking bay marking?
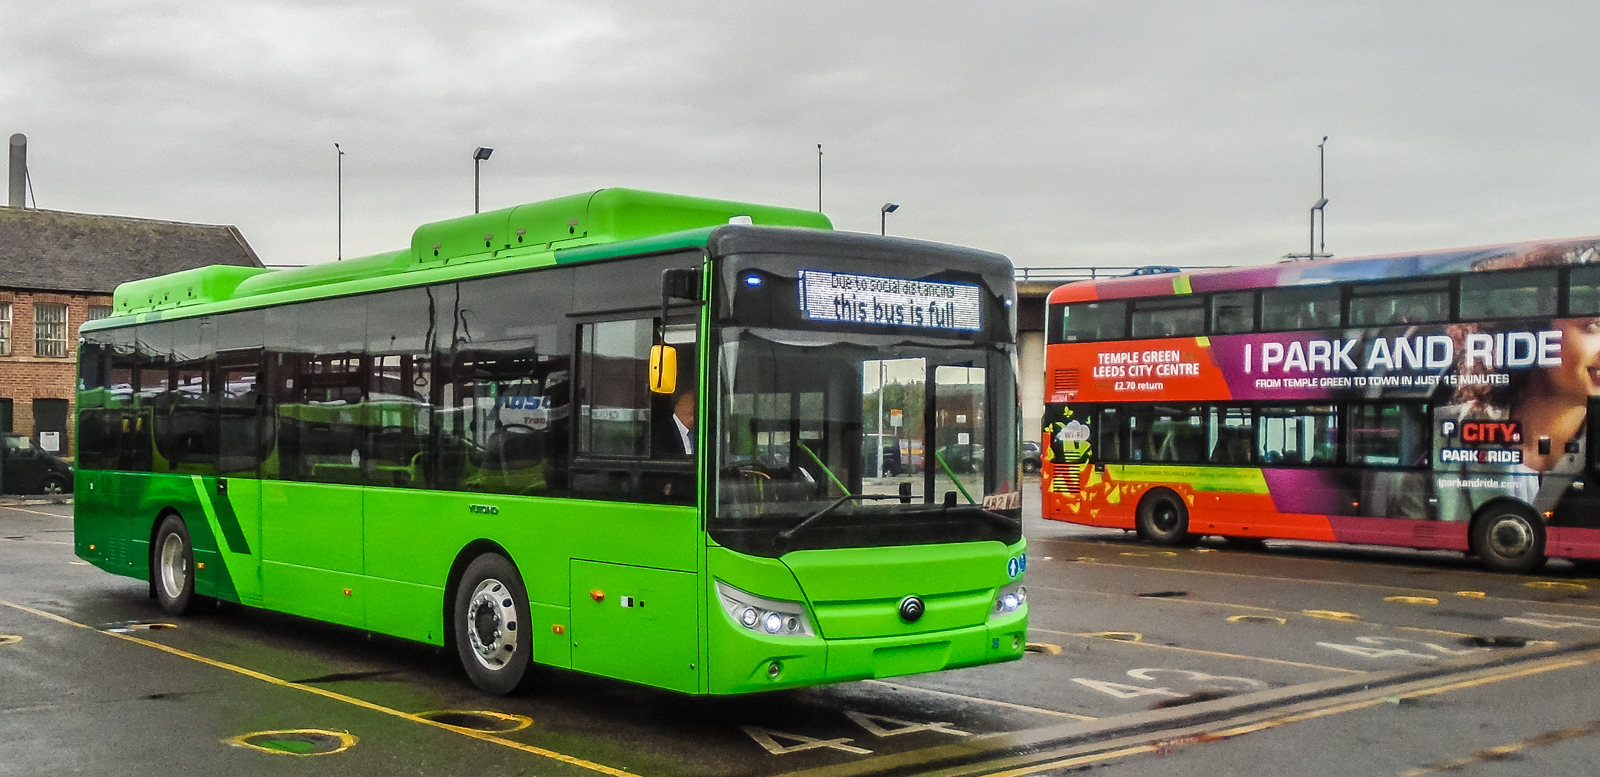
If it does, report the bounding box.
[864,680,1096,721]
[1397,718,1600,777]
[1526,580,1588,591]
[0,598,633,777]
[224,728,357,757]
[1035,627,1362,674]
[1032,541,1600,612]
[974,649,1600,777]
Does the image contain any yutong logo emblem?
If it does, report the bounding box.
[898,596,925,623]
[469,504,500,515]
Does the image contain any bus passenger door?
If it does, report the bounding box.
[205,351,268,604]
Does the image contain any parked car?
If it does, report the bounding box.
[1,433,74,495]
[1021,440,1041,473]
[1128,265,1181,276]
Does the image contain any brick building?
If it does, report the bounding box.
[0,207,263,457]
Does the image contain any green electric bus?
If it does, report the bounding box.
[74,188,1028,695]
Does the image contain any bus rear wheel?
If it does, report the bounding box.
[153,515,198,616]
[453,554,535,695]
[1136,490,1193,547]
[1472,506,1547,573]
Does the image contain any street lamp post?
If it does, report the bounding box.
[335,142,344,261]
[1284,137,1331,261]
[473,146,494,213]
[1316,136,1328,256]
[817,144,823,213]
[880,202,899,236]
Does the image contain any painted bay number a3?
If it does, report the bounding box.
[743,711,969,756]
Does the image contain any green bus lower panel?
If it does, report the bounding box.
[529,602,573,669]
[570,560,701,693]
[364,577,444,644]
[263,561,366,630]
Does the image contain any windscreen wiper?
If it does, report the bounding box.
[773,493,904,553]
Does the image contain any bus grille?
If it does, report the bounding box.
[1048,470,1080,494]
[1051,369,1080,400]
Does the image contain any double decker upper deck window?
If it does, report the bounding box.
[1060,301,1126,342]
[1129,298,1204,339]
[1261,286,1342,331]
[1459,269,1556,320]
[1348,280,1449,327]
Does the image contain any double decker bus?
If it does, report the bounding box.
[1041,235,1600,573]
[75,188,1028,695]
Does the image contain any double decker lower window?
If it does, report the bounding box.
[1347,403,1430,467]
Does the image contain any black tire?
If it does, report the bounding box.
[1022,459,1040,474]
[1136,490,1192,546]
[39,475,68,496]
[1472,505,1547,574]
[152,516,198,616]
[453,554,535,695]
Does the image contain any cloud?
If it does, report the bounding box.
[4,0,1598,269]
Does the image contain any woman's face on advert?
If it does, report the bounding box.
[1550,318,1600,398]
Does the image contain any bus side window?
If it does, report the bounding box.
[1208,406,1254,465]
[1096,407,1122,463]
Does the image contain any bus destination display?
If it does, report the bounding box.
[797,269,981,331]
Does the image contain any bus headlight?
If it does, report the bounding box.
[716,580,815,637]
[991,581,1027,618]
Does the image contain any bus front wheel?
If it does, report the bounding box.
[1136,490,1193,547]
[453,554,535,695]
[153,516,198,616]
[1472,507,1547,573]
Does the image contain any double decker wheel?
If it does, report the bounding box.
[1473,506,1547,573]
[1136,489,1194,547]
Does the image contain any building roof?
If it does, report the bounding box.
[0,207,262,295]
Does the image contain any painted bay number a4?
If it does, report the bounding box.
[743,711,969,756]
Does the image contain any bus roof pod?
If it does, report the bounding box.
[409,187,831,268]
[107,188,833,319]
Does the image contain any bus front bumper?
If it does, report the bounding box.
[708,610,1029,695]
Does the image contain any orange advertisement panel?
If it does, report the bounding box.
[1047,338,1233,404]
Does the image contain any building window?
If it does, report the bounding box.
[35,303,69,357]
[88,305,113,321]
[0,302,11,356]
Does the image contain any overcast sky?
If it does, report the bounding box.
[6,1,1598,270]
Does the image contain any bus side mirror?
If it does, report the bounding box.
[649,345,678,394]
